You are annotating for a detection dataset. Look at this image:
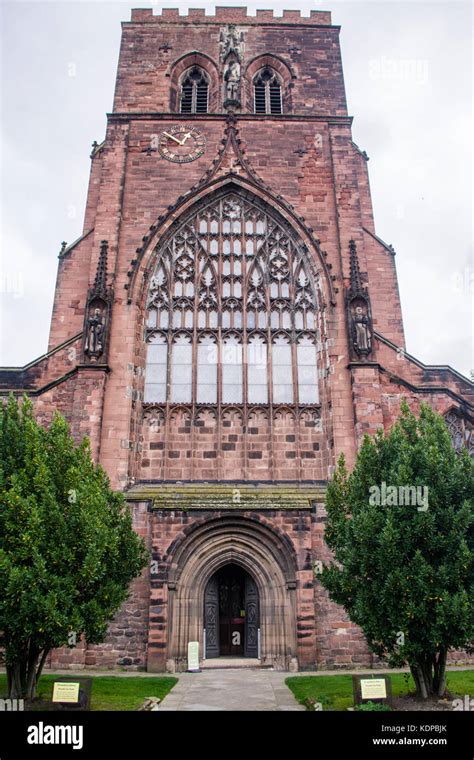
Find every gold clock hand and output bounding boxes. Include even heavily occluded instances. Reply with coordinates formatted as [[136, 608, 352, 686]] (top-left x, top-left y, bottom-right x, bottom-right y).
[[163, 131, 184, 146], [180, 132, 193, 145]]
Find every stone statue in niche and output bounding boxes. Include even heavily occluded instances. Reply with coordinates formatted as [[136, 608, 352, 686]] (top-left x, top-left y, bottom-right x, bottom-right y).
[[220, 24, 244, 109], [224, 57, 241, 103], [352, 301, 371, 354], [84, 306, 105, 358]]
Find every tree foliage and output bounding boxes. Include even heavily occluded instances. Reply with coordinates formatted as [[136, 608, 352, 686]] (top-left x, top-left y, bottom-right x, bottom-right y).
[[0, 395, 148, 699], [321, 401, 473, 699]]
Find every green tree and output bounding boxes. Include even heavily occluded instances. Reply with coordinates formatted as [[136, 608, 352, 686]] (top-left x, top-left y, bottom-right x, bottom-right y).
[[0, 395, 148, 700], [321, 401, 473, 699]]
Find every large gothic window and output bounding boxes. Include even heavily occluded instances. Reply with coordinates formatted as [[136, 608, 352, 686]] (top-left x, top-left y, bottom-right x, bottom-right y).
[[144, 193, 320, 408]]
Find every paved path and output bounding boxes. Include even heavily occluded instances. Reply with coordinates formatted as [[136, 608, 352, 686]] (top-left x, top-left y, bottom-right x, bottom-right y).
[[157, 668, 305, 711]]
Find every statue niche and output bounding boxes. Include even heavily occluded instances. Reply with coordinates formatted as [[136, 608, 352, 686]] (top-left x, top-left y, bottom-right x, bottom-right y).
[[82, 240, 113, 363], [346, 240, 373, 358], [84, 303, 106, 359], [223, 55, 241, 106], [220, 24, 244, 110], [350, 297, 372, 355]]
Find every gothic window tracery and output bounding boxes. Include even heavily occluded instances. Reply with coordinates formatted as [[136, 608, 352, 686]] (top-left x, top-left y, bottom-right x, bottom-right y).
[[144, 193, 321, 408], [180, 66, 209, 114], [253, 67, 282, 114]]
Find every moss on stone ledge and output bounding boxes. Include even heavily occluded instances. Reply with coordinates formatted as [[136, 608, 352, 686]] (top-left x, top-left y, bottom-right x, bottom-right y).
[[125, 483, 326, 510]]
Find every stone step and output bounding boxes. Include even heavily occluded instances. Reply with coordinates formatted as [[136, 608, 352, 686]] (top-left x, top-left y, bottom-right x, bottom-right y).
[[201, 657, 266, 670]]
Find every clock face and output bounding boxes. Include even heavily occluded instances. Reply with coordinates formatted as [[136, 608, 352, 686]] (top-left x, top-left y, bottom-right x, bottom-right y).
[[158, 125, 206, 163]]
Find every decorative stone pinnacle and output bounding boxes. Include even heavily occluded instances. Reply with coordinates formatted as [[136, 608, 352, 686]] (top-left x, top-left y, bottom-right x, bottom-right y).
[[93, 240, 109, 297], [348, 239, 365, 296]]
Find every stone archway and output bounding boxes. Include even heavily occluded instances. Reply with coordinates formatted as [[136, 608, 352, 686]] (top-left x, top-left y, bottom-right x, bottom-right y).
[[165, 516, 298, 671]]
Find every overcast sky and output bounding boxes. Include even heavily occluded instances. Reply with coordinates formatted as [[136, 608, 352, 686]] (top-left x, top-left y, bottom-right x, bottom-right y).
[[0, 0, 472, 378]]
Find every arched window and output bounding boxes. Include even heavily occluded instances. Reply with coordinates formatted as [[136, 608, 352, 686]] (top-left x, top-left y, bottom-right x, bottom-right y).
[[180, 67, 209, 114], [144, 193, 320, 409], [253, 67, 282, 114]]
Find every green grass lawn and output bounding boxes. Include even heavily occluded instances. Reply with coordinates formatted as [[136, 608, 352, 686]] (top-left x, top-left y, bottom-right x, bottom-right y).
[[286, 670, 474, 711], [0, 674, 178, 711]]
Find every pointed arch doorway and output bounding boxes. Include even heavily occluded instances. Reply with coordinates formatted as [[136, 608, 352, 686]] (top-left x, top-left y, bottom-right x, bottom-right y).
[[204, 563, 259, 658]]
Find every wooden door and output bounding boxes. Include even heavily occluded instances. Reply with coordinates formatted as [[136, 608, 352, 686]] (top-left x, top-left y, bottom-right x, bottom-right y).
[[245, 574, 259, 657], [204, 575, 219, 658], [218, 565, 245, 656]]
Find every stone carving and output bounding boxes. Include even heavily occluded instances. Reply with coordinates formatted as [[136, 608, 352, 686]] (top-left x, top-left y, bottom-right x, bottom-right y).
[[353, 302, 371, 354], [224, 58, 241, 102], [82, 240, 113, 362], [445, 410, 474, 458], [219, 24, 244, 63], [220, 24, 244, 109], [346, 240, 373, 357], [84, 307, 105, 357]]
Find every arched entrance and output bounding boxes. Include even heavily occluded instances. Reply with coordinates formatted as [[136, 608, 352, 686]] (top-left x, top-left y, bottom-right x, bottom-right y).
[[164, 516, 298, 671], [204, 563, 259, 658]]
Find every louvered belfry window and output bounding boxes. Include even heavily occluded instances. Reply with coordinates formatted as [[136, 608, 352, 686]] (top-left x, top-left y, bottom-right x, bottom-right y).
[[254, 67, 282, 115], [180, 67, 209, 114], [144, 193, 321, 409]]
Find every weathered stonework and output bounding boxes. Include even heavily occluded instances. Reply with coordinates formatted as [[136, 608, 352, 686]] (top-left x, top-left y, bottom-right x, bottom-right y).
[[1, 7, 472, 672]]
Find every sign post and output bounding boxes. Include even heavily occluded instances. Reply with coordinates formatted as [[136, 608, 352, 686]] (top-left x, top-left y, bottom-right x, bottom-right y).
[[51, 677, 92, 711], [352, 674, 392, 708]]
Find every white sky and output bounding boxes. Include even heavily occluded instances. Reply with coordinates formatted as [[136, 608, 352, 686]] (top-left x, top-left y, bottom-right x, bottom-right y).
[[0, 0, 472, 378]]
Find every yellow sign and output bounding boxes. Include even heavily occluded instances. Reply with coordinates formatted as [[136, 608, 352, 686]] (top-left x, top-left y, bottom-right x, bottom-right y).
[[360, 678, 387, 700], [52, 682, 80, 703]]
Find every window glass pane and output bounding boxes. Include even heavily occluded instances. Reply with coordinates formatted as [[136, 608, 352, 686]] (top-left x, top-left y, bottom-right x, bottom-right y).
[[297, 342, 318, 403], [147, 309, 157, 328], [147, 342, 167, 364], [145, 338, 167, 403], [222, 339, 242, 403], [170, 339, 192, 402], [248, 339, 268, 404], [144, 384, 166, 403], [197, 339, 217, 403], [272, 340, 293, 403], [146, 363, 167, 383]]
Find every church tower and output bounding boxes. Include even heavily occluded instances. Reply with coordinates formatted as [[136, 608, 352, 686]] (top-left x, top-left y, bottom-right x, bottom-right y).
[[1, 7, 472, 672]]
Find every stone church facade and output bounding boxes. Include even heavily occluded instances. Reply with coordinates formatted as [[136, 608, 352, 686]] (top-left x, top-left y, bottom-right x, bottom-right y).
[[1, 7, 472, 672]]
